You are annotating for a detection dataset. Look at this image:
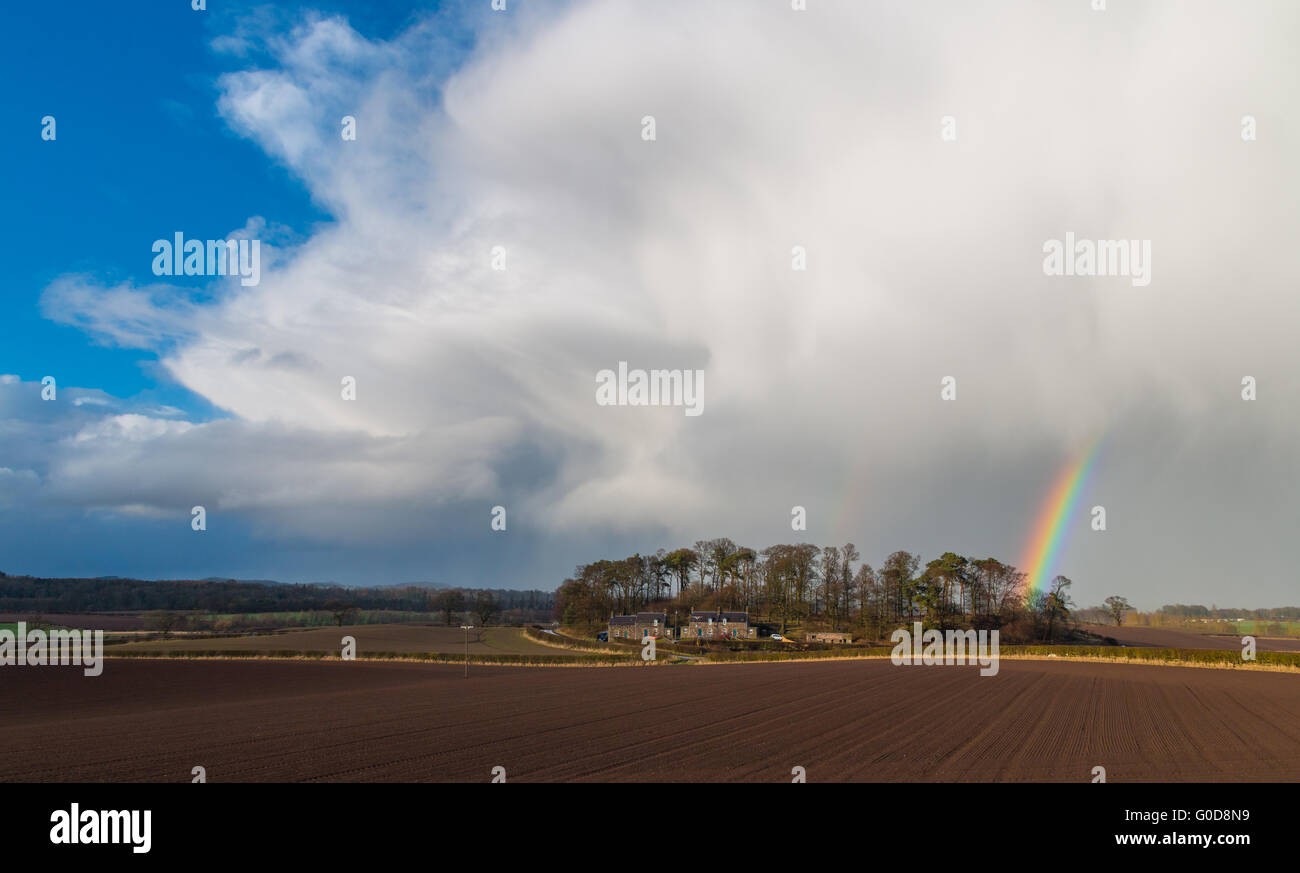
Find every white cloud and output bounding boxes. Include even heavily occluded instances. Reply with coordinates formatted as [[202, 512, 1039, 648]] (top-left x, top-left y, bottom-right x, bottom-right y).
[[71, 414, 196, 443], [23, 1, 1300, 601]]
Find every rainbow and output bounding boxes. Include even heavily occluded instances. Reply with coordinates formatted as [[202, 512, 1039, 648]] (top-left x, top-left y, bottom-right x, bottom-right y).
[[1019, 440, 1102, 598]]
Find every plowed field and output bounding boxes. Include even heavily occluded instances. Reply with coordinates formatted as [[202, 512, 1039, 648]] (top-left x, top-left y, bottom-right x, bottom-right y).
[[1082, 623, 1300, 652], [4, 659, 1299, 782], [106, 624, 570, 656]]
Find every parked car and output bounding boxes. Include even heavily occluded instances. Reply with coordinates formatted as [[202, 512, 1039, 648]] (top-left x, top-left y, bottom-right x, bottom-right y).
[[596, 631, 608, 642], [769, 634, 784, 641]]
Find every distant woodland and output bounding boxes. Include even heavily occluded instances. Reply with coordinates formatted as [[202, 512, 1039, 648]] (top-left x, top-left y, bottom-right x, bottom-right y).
[[553, 538, 1300, 643], [0, 572, 552, 621]]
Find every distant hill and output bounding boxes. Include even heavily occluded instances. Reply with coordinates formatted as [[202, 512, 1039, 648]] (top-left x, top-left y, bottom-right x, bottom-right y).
[[199, 577, 287, 586]]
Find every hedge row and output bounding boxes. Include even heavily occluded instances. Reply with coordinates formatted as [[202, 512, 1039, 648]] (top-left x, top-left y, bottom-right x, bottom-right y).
[[1001, 645, 1300, 668], [670, 644, 1300, 669]]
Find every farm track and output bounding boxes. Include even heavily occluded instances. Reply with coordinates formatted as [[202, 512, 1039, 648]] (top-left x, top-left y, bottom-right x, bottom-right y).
[[4, 659, 1299, 782]]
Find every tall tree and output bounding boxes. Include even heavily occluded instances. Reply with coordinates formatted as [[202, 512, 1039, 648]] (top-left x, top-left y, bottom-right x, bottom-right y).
[[840, 542, 860, 626], [855, 562, 879, 638], [1103, 595, 1132, 627], [323, 600, 357, 628], [432, 589, 466, 626], [818, 546, 841, 624], [879, 551, 920, 621], [1043, 576, 1074, 641], [662, 548, 698, 600], [473, 591, 500, 625], [922, 552, 969, 625], [789, 543, 821, 621]]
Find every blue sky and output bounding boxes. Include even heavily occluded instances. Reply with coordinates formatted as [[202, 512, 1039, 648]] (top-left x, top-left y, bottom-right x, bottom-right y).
[[1, 1, 467, 415]]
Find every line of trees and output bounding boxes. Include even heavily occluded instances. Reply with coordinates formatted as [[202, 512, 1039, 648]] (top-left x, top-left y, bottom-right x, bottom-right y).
[[427, 589, 507, 626], [1073, 601, 1300, 635], [555, 539, 1055, 640], [1153, 604, 1300, 621], [0, 573, 552, 620]]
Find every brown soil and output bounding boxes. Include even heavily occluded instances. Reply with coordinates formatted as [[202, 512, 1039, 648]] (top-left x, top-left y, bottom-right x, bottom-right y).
[[1081, 623, 1300, 652], [4, 659, 1298, 782], [105, 624, 569, 656], [0, 612, 145, 631]]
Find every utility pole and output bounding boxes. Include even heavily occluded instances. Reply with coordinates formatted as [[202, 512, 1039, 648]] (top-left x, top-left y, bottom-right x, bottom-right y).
[[460, 624, 473, 678]]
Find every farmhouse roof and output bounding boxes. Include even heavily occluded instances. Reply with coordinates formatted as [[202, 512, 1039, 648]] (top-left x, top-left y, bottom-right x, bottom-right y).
[[689, 610, 749, 622], [611, 613, 666, 625]]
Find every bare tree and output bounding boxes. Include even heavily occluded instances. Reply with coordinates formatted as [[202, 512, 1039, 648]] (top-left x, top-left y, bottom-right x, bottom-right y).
[[146, 610, 181, 638], [323, 600, 357, 628], [1103, 595, 1133, 627], [1043, 576, 1074, 642], [473, 591, 499, 625], [818, 546, 841, 625], [840, 543, 860, 627], [432, 589, 466, 626]]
